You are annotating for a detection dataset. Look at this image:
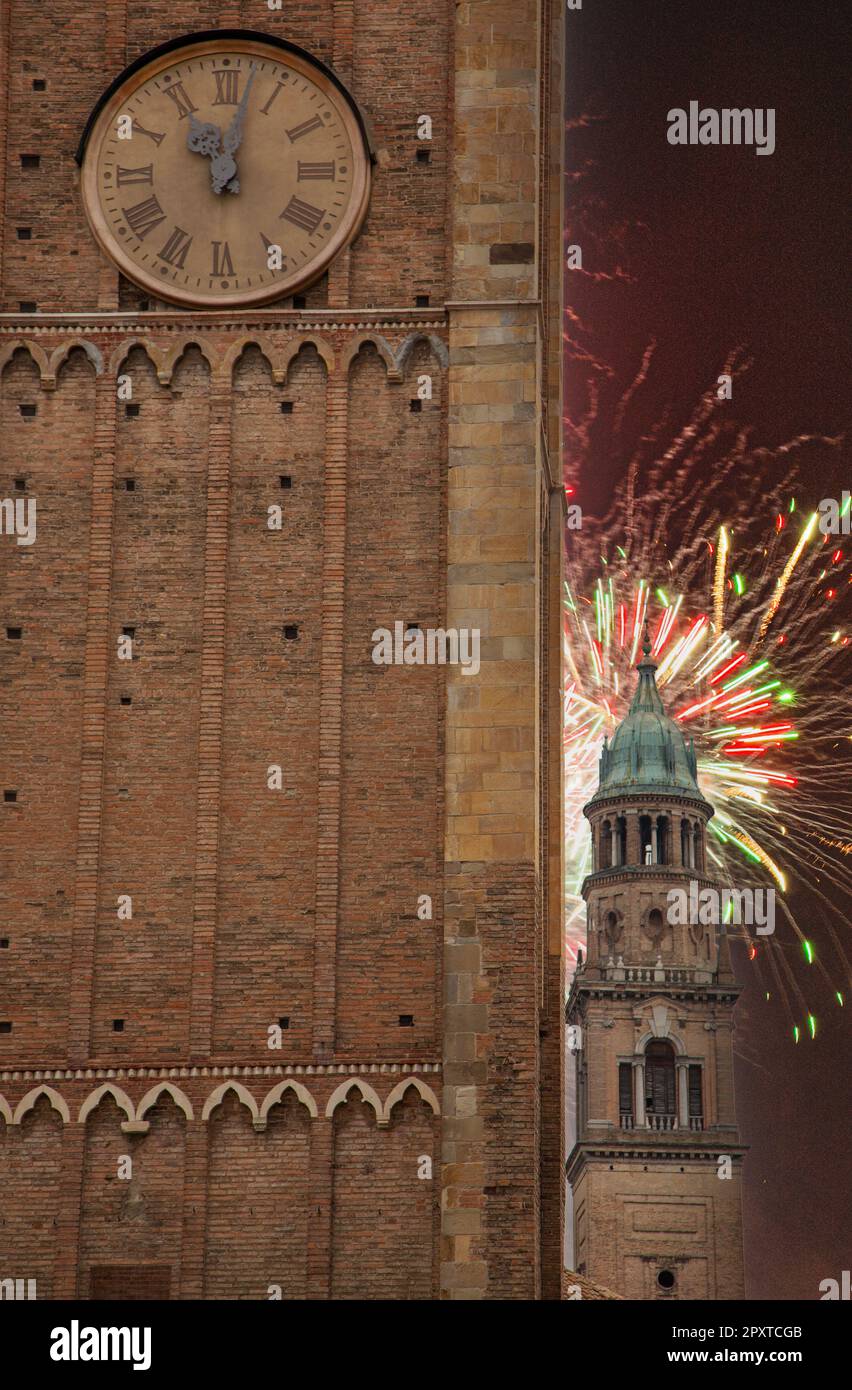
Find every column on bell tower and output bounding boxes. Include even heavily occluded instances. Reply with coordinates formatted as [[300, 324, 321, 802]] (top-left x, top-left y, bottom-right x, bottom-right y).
[[626, 807, 641, 867]]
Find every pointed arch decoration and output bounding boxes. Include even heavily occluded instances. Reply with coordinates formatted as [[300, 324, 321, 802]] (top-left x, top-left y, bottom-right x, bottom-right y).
[[12, 1085, 71, 1125], [48, 339, 104, 382], [136, 1082, 194, 1123], [259, 1079, 318, 1122], [394, 331, 449, 374], [325, 1079, 384, 1123], [201, 1081, 259, 1122], [280, 334, 334, 379], [341, 333, 399, 380], [382, 1077, 441, 1123], [223, 334, 278, 382], [0, 339, 51, 385], [77, 1083, 135, 1125], [164, 338, 216, 384], [11, 1085, 71, 1125], [109, 337, 170, 382]]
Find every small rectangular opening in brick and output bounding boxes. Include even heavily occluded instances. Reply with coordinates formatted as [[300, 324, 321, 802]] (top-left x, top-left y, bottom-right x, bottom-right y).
[[279, 475, 292, 489], [3, 790, 18, 802], [19, 403, 37, 416], [112, 1019, 125, 1032], [20, 154, 40, 169], [0, 1022, 12, 1034], [398, 1014, 414, 1027], [16, 227, 32, 240], [6, 627, 22, 640]]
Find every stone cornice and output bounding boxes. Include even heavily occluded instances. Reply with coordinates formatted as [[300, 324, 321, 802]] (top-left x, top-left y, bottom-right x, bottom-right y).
[[566, 1137, 748, 1179], [583, 865, 718, 893], [584, 789, 714, 818], [0, 1060, 442, 1082], [0, 308, 448, 335]]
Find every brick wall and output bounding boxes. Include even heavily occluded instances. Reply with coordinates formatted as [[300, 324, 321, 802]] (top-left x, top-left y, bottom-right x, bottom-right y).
[[0, 0, 564, 1299]]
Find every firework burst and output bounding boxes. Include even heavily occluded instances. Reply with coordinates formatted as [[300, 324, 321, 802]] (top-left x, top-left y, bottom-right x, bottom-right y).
[[563, 350, 851, 1043]]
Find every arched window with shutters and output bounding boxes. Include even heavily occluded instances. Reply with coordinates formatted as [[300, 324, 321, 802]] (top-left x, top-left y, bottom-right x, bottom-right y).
[[644, 1039, 676, 1118]]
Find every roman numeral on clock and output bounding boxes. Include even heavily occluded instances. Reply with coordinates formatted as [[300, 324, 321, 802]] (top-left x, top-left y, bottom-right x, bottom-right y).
[[122, 194, 166, 240], [297, 160, 335, 180], [279, 196, 325, 234], [133, 122, 165, 147], [116, 164, 153, 186], [213, 70, 240, 105], [260, 83, 285, 115], [163, 81, 198, 119], [158, 226, 193, 269], [211, 240, 235, 276], [286, 115, 324, 143]]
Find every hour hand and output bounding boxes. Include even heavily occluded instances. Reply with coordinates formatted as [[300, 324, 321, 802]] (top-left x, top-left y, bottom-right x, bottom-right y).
[[187, 115, 221, 159]]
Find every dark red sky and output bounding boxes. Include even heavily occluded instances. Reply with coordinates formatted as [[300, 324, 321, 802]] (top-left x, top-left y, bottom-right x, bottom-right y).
[[564, 0, 850, 1299]]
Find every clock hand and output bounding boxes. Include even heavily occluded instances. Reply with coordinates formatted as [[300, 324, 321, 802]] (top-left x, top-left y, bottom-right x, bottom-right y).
[[187, 114, 234, 195], [222, 64, 257, 158], [212, 64, 258, 195], [187, 114, 221, 160]]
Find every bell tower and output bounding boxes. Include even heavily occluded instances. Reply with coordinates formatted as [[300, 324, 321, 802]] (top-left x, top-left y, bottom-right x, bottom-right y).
[[566, 629, 747, 1299]]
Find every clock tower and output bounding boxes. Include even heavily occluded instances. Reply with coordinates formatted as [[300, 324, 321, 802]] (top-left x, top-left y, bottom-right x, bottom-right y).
[[0, 4, 565, 1300]]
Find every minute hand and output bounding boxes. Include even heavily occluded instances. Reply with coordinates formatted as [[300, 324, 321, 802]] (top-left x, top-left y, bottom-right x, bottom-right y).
[[222, 64, 257, 157]]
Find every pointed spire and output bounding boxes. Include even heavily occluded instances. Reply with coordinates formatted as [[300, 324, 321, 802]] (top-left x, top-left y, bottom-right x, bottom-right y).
[[630, 617, 665, 715]]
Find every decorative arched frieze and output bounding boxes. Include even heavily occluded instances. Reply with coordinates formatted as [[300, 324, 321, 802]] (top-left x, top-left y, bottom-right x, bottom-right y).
[[12, 1085, 71, 1125], [280, 334, 334, 378], [136, 1082, 194, 1123], [48, 339, 104, 384], [258, 1080, 318, 1126], [341, 332, 399, 380], [158, 338, 216, 384], [201, 1081, 258, 1122], [109, 337, 169, 382], [77, 1083, 134, 1125], [394, 331, 448, 374], [223, 334, 278, 382], [0, 1092, 14, 1124], [0, 339, 51, 386], [382, 1077, 440, 1123], [325, 1079, 384, 1124]]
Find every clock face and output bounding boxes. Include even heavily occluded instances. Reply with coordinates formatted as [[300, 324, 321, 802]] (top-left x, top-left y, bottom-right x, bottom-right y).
[[79, 35, 371, 308]]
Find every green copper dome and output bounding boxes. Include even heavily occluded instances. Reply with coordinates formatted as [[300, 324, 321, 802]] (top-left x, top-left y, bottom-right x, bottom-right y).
[[588, 626, 702, 805]]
